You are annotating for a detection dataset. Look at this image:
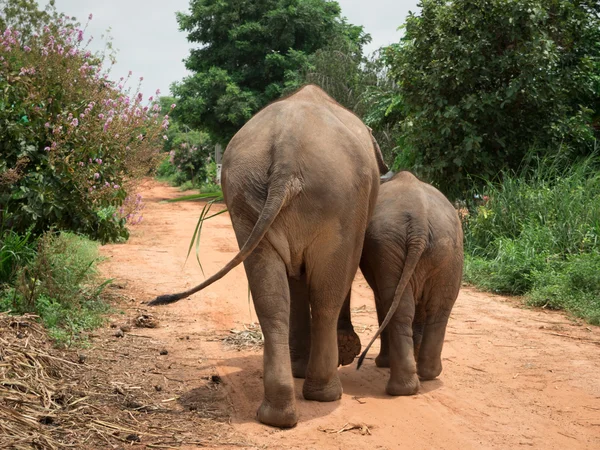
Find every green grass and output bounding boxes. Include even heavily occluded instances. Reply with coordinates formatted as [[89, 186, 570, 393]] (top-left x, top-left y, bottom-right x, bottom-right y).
[[464, 155, 600, 325], [0, 228, 36, 286], [0, 232, 112, 346]]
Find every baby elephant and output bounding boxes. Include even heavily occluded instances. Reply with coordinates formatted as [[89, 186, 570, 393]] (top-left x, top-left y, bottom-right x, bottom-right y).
[[341, 171, 463, 396]]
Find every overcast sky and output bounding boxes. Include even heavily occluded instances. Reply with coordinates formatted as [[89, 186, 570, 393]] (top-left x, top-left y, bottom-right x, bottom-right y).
[[44, 0, 420, 98]]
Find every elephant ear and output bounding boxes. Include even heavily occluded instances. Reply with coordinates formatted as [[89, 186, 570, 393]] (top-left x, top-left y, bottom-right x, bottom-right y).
[[368, 127, 389, 175]]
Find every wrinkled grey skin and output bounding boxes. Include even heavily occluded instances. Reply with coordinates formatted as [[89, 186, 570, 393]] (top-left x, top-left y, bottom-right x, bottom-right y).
[[148, 85, 388, 428], [340, 171, 463, 395]]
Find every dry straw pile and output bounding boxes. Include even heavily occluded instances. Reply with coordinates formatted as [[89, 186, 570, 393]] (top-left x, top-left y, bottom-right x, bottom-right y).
[[0, 312, 96, 448]]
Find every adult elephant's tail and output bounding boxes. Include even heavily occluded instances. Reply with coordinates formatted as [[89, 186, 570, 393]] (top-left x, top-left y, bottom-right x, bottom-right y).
[[356, 240, 426, 369], [148, 177, 296, 306]]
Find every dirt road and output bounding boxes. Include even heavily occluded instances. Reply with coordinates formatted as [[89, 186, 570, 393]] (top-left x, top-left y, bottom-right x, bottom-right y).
[[99, 180, 600, 449]]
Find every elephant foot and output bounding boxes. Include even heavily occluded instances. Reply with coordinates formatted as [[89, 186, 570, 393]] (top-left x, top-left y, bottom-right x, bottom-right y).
[[291, 358, 308, 379], [386, 373, 420, 396], [257, 401, 298, 428], [337, 328, 361, 366], [418, 358, 442, 381], [375, 352, 390, 368], [303, 375, 342, 402]]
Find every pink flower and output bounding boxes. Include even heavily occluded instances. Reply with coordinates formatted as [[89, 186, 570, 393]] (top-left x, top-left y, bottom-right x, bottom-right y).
[[89, 13, 93, 20], [113, 184, 120, 189], [137, 134, 143, 140], [96, 158, 102, 164], [44, 122, 50, 128], [94, 172, 100, 179], [23, 46, 31, 52], [170, 104, 176, 109], [129, 70, 132, 76], [98, 113, 104, 119], [77, 30, 84, 41], [71, 118, 78, 127], [163, 135, 168, 140], [139, 76, 144, 81], [156, 89, 161, 95], [148, 96, 153, 102], [44, 146, 50, 151]]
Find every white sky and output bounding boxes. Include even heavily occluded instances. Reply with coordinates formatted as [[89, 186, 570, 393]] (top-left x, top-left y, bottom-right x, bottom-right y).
[[44, 0, 420, 98]]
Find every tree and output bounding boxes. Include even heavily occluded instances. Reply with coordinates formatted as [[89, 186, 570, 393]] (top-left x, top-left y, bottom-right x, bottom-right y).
[[386, 0, 600, 198], [172, 0, 369, 144], [302, 43, 403, 163], [0, 7, 165, 242], [0, 0, 63, 41]]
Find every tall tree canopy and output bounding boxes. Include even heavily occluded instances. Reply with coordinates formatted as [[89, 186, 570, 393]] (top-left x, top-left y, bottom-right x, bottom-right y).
[[0, 0, 62, 40], [386, 0, 600, 197], [172, 0, 369, 144]]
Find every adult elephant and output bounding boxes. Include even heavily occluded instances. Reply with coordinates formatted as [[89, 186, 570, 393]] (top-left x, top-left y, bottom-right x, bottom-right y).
[[149, 85, 388, 428], [339, 171, 463, 395]]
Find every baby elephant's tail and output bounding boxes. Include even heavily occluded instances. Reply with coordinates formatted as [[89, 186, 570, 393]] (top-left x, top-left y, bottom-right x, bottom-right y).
[[356, 241, 426, 369]]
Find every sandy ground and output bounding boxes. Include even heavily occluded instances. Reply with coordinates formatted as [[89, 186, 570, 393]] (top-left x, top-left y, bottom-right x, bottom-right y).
[[99, 179, 600, 449]]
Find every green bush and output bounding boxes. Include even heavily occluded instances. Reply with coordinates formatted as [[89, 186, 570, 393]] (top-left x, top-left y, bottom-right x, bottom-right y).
[[385, 0, 600, 198], [172, 0, 369, 145], [0, 13, 166, 243], [464, 155, 600, 323], [0, 232, 111, 346]]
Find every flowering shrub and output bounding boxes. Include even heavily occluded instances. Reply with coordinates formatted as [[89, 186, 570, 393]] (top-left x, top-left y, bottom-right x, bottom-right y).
[[157, 121, 213, 187], [0, 16, 167, 242]]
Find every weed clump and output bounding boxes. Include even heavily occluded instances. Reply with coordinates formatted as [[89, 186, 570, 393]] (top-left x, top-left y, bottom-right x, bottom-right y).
[[463, 156, 600, 324], [0, 232, 111, 345]]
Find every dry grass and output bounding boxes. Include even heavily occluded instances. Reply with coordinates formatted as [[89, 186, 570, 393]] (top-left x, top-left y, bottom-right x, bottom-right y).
[[0, 312, 249, 449], [220, 323, 264, 351], [0, 312, 90, 449]]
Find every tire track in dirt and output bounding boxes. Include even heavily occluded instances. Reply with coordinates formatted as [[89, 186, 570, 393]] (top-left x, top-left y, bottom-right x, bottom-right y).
[[99, 180, 600, 449]]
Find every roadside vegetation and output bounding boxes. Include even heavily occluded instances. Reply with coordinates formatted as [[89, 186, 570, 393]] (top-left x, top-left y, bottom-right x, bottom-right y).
[[0, 231, 111, 346], [0, 0, 165, 343], [463, 155, 600, 324]]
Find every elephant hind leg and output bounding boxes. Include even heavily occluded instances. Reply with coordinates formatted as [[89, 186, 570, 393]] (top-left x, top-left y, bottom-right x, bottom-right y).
[[416, 271, 460, 381], [243, 242, 297, 428], [412, 304, 426, 362], [289, 275, 311, 379], [385, 288, 420, 396], [416, 315, 449, 381], [302, 237, 364, 402], [374, 291, 391, 368]]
